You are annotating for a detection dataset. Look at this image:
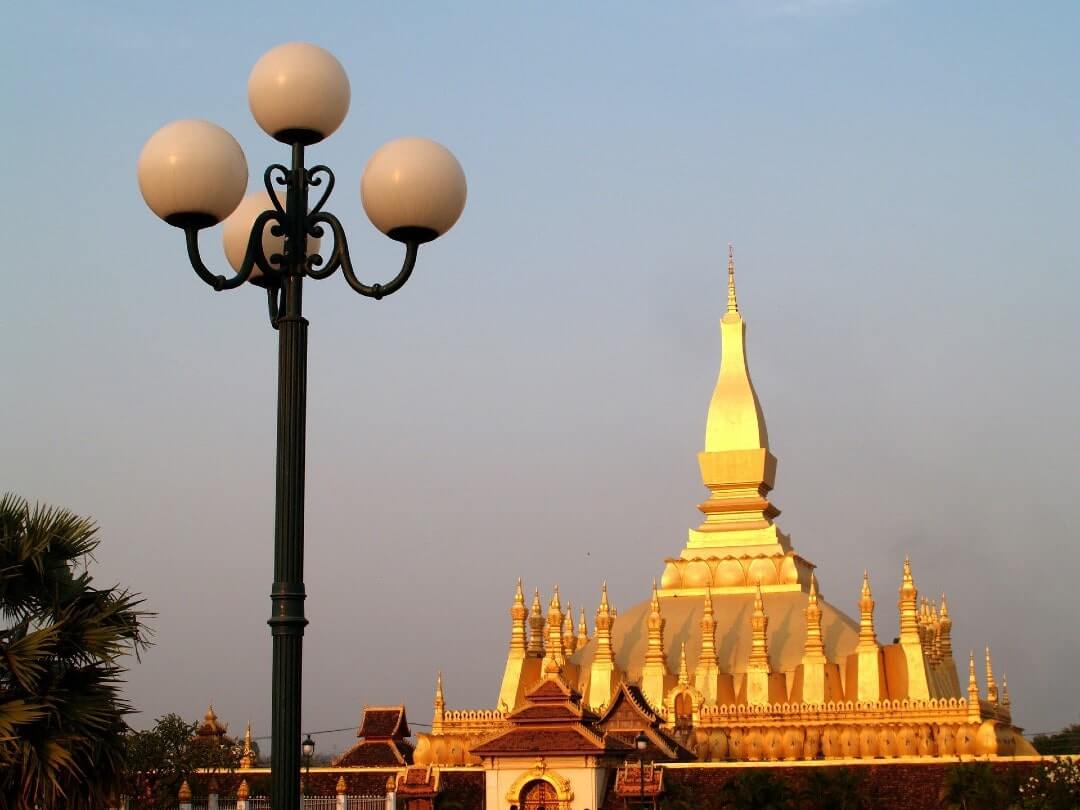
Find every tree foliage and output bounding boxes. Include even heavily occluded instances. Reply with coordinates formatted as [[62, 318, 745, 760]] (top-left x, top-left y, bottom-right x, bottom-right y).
[[1032, 724, 1080, 756], [0, 493, 152, 809], [122, 713, 242, 808]]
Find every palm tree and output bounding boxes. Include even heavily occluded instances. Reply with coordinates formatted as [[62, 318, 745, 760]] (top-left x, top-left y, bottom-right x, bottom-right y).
[[0, 493, 152, 809]]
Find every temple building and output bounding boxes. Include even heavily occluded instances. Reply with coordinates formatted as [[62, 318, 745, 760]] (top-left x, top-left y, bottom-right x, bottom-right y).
[[411, 247, 1036, 805]]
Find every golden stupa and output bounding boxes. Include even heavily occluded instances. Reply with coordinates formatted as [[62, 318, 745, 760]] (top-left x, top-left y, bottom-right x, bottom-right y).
[[415, 247, 1034, 767]]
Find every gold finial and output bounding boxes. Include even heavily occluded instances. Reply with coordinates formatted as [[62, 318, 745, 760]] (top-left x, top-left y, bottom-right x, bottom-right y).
[[967, 650, 981, 721], [531, 588, 542, 615], [727, 243, 738, 313], [336, 775, 348, 794], [968, 651, 977, 689], [939, 593, 950, 619], [678, 641, 689, 686], [599, 581, 609, 613], [985, 646, 998, 704], [577, 607, 588, 647], [808, 573, 818, 601], [1002, 674, 1011, 708], [651, 579, 661, 612], [178, 780, 192, 802], [803, 574, 825, 663], [514, 578, 524, 605], [549, 585, 561, 612], [386, 774, 396, 792], [435, 670, 444, 705], [645, 580, 666, 666], [237, 780, 250, 800]]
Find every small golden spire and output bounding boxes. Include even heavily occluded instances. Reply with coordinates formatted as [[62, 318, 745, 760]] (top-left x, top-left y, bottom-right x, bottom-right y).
[[594, 581, 615, 665], [432, 670, 446, 734], [645, 580, 666, 666], [858, 571, 877, 649], [939, 592, 949, 619], [336, 775, 348, 795], [240, 722, 255, 768], [803, 574, 825, 662], [563, 602, 577, 654], [727, 243, 738, 313], [577, 607, 588, 649], [985, 646, 998, 704], [699, 587, 718, 668], [435, 670, 445, 707], [237, 780, 250, 800], [1002, 674, 1011, 708], [749, 584, 770, 672], [527, 588, 546, 657], [967, 650, 981, 721], [678, 641, 689, 686], [546, 587, 566, 669], [510, 578, 528, 653], [178, 780, 192, 802]]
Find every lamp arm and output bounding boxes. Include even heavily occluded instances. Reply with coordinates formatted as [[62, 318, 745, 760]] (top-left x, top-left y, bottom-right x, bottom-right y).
[[308, 211, 420, 300], [183, 210, 280, 291]]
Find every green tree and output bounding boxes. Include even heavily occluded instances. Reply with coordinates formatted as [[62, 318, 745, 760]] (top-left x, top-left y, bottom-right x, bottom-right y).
[[1016, 757, 1080, 809], [1032, 724, 1080, 756], [123, 713, 242, 808], [940, 762, 1005, 810], [0, 493, 152, 809]]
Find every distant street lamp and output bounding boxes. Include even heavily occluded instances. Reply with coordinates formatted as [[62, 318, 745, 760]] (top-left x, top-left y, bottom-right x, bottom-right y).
[[635, 731, 648, 810], [137, 42, 466, 810], [302, 733, 315, 794]]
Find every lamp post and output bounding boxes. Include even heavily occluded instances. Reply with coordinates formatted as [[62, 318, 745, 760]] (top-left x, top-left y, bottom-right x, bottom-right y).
[[634, 731, 648, 810], [137, 42, 466, 810], [301, 734, 315, 796]]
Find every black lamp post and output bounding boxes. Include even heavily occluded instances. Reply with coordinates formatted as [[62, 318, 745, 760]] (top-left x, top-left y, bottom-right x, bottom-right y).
[[634, 731, 648, 810], [301, 734, 315, 795], [137, 42, 466, 810]]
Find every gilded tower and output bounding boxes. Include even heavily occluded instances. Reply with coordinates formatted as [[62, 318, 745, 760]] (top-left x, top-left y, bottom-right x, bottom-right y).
[[414, 249, 1035, 767]]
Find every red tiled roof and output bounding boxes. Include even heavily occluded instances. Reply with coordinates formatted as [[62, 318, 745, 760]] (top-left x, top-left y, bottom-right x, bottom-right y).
[[472, 727, 612, 755], [333, 739, 414, 767], [358, 706, 410, 739]]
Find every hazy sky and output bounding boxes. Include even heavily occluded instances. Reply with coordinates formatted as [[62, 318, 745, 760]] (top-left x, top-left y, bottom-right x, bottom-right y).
[[4, 1, 1078, 755]]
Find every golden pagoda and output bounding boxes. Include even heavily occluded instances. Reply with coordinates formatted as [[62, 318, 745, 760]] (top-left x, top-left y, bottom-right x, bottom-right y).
[[414, 247, 1034, 780]]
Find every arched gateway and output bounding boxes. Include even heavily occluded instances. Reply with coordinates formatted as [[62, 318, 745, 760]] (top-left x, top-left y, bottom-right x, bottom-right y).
[[519, 778, 560, 809]]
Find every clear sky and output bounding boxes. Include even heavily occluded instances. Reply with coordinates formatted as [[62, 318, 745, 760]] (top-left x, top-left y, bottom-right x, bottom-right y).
[[3, 1, 1078, 755]]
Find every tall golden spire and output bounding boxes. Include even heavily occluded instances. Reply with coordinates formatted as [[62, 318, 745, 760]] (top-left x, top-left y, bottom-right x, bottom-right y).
[[576, 608, 588, 650], [704, 245, 769, 454], [594, 583, 614, 664], [985, 646, 998, 704], [527, 588, 545, 658], [857, 571, 877, 649], [509, 578, 528, 654]]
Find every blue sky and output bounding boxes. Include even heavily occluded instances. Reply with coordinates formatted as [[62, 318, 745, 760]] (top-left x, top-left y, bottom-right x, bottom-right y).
[[3, 1, 1078, 754]]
